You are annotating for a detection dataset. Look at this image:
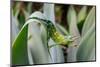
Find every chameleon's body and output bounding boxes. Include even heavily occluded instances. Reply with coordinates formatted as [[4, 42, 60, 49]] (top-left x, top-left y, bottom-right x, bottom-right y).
[[29, 17, 73, 46], [46, 20, 73, 45]]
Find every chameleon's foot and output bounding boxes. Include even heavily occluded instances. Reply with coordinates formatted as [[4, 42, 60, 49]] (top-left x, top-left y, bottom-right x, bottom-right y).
[[69, 44, 78, 47], [73, 44, 78, 47], [71, 36, 80, 41]]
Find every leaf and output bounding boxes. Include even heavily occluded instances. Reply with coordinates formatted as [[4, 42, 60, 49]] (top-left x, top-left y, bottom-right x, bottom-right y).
[[17, 10, 26, 29], [27, 2, 33, 14], [77, 7, 96, 61], [43, 3, 55, 23], [12, 11, 51, 65], [77, 6, 87, 23], [56, 23, 68, 35], [82, 7, 95, 36], [28, 22, 51, 64], [13, 2, 20, 16], [48, 39, 64, 63], [12, 24, 29, 65], [77, 23, 95, 61], [11, 12, 19, 44], [77, 21, 84, 34], [43, 3, 64, 63], [77, 6, 87, 33], [27, 11, 52, 64], [67, 6, 80, 62], [40, 23, 47, 47]]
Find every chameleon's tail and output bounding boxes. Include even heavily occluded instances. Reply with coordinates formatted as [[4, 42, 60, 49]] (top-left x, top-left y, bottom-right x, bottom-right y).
[[27, 17, 49, 26]]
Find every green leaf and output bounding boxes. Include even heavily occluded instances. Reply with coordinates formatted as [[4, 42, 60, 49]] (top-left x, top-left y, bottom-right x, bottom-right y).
[[67, 6, 80, 62], [77, 7, 96, 61], [12, 13, 19, 43], [40, 23, 52, 60], [13, 2, 20, 16], [12, 11, 52, 65], [28, 22, 51, 64], [27, 12, 52, 64], [43, 4, 64, 63], [77, 6, 87, 23], [17, 11, 26, 29], [67, 6, 80, 36], [82, 7, 95, 36], [77, 23, 95, 61], [12, 24, 29, 65], [77, 6, 87, 34], [56, 23, 68, 35], [77, 20, 85, 34], [40, 23, 47, 46]]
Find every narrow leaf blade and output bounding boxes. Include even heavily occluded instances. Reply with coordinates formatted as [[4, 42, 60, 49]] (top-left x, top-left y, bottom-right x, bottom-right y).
[[12, 24, 29, 65], [82, 7, 95, 36], [77, 23, 95, 61]]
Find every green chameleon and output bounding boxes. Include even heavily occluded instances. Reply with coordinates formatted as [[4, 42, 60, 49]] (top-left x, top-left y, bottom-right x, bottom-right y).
[[28, 17, 78, 48]]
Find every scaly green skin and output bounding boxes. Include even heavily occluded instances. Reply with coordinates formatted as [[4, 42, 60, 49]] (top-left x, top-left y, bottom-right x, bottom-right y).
[[29, 17, 73, 46], [47, 20, 73, 45]]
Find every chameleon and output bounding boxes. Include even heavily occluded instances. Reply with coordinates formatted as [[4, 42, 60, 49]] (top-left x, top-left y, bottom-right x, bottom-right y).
[[28, 17, 78, 48]]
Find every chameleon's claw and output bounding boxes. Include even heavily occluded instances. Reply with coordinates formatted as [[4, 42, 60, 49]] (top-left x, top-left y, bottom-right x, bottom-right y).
[[69, 44, 78, 47], [71, 36, 80, 41]]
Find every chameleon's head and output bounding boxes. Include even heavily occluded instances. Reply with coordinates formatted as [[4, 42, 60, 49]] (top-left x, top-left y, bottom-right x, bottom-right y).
[[60, 35, 74, 45], [65, 35, 74, 44], [64, 35, 79, 46]]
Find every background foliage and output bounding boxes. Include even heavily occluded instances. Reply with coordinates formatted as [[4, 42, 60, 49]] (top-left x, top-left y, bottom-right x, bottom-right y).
[[12, 1, 96, 65]]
